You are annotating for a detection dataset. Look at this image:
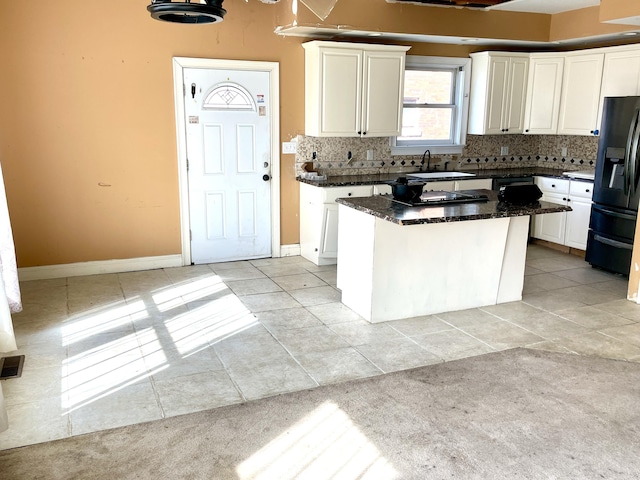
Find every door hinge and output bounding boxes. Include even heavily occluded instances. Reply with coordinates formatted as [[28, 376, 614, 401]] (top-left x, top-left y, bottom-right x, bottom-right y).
[[189, 229, 192, 241], [186, 158, 189, 171], [183, 83, 186, 97]]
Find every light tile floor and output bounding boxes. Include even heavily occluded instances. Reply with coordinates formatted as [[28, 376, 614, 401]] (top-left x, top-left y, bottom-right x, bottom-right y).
[[1, 244, 638, 450]]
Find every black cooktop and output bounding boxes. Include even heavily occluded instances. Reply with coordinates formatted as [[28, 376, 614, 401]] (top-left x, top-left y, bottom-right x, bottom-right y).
[[391, 190, 489, 207]]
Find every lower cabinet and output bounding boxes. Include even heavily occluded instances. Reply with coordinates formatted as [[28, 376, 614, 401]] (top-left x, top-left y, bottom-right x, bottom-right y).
[[531, 177, 593, 249], [300, 183, 373, 265], [454, 178, 493, 190]]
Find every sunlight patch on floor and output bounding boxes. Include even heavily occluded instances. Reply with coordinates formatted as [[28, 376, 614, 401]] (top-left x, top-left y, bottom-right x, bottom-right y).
[[152, 276, 228, 312], [236, 401, 398, 480], [61, 300, 148, 346], [164, 293, 257, 355], [62, 328, 164, 413]]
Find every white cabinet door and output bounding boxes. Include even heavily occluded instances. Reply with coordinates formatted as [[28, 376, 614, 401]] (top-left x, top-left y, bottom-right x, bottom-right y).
[[565, 197, 592, 250], [314, 46, 362, 137], [454, 178, 493, 190], [484, 56, 510, 134], [303, 41, 409, 137], [361, 50, 406, 137], [533, 192, 567, 244], [565, 181, 593, 250], [503, 56, 529, 134], [524, 55, 564, 135], [320, 203, 340, 258], [558, 53, 604, 136], [299, 183, 373, 265], [597, 48, 640, 131], [468, 52, 529, 135]]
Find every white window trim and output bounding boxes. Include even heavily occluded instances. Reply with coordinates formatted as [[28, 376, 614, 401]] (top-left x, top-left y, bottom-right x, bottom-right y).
[[391, 55, 471, 156]]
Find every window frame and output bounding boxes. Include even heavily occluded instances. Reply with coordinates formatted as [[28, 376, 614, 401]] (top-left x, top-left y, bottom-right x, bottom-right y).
[[391, 55, 471, 156]]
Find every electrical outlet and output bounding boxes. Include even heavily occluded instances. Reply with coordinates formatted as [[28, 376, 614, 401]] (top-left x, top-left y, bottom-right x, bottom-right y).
[[282, 141, 297, 154], [500, 146, 509, 156], [366, 150, 374, 161], [561, 147, 568, 157]]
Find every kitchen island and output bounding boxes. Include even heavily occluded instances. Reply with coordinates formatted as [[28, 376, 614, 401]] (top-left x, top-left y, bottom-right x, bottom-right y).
[[335, 191, 571, 323]]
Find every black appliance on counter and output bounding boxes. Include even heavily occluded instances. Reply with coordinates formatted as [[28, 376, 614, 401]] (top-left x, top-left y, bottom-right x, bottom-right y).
[[586, 96, 640, 275]]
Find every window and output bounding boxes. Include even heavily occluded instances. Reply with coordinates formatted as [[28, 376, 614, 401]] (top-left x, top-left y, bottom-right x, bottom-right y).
[[203, 82, 255, 111], [391, 56, 470, 155]]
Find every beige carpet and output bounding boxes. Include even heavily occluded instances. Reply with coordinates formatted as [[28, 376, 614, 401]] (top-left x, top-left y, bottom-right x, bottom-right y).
[[1, 348, 639, 479]]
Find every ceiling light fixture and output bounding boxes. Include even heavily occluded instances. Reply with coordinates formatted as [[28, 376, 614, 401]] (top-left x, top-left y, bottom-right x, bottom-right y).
[[147, 0, 226, 24]]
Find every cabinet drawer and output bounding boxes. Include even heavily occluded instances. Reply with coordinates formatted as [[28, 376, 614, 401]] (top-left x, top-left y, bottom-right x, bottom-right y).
[[322, 186, 373, 203], [535, 176, 569, 194], [569, 180, 593, 199]]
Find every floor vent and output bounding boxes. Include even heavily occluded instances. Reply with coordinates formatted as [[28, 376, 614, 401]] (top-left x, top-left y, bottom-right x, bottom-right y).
[[0, 355, 25, 380]]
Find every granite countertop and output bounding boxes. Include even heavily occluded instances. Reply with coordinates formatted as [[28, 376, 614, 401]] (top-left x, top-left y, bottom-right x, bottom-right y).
[[297, 168, 594, 187], [335, 190, 572, 226]]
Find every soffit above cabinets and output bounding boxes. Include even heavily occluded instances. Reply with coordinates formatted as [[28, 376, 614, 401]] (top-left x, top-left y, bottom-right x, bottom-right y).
[[387, 0, 600, 14], [277, 0, 640, 48]]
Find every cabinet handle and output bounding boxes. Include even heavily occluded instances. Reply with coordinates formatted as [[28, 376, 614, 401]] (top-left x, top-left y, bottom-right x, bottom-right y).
[[563, 197, 567, 201], [348, 193, 352, 196], [357, 131, 361, 135], [525, 129, 529, 133], [567, 198, 571, 202], [586, 189, 590, 193], [362, 131, 367, 135], [551, 184, 556, 188]]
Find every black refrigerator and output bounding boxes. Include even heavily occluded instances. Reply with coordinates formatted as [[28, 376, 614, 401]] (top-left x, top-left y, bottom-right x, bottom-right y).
[[586, 96, 640, 275]]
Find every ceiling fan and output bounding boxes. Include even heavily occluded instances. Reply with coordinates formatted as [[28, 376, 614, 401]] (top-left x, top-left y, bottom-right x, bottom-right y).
[[147, 0, 280, 24]]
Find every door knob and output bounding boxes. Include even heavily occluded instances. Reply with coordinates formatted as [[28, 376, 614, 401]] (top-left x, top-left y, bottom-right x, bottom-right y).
[[263, 174, 271, 181]]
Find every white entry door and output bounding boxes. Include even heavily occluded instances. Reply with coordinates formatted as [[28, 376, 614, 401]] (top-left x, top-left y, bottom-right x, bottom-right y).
[[184, 67, 273, 264]]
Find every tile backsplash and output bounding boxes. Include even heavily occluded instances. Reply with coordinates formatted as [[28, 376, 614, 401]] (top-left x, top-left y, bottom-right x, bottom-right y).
[[294, 134, 599, 176]]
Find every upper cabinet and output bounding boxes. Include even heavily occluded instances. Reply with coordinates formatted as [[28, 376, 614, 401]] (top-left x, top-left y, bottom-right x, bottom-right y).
[[557, 52, 604, 136], [597, 46, 640, 131], [468, 52, 529, 135], [523, 55, 564, 135], [302, 41, 410, 137]]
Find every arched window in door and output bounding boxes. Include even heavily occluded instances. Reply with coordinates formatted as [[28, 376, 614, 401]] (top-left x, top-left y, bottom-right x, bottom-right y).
[[203, 82, 256, 111]]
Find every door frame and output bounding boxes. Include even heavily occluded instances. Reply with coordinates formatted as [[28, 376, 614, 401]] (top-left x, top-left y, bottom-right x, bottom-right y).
[[172, 57, 281, 265]]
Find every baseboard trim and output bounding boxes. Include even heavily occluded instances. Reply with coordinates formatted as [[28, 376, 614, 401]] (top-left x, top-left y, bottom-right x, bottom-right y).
[[18, 254, 184, 281], [280, 244, 301, 257]]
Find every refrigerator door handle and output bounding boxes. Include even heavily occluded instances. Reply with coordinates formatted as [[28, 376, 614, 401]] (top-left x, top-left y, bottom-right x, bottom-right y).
[[625, 108, 640, 197], [591, 204, 638, 221], [593, 234, 633, 250], [632, 109, 640, 198]]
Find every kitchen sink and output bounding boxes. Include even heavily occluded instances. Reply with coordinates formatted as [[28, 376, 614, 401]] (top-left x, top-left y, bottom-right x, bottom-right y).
[[408, 171, 476, 179]]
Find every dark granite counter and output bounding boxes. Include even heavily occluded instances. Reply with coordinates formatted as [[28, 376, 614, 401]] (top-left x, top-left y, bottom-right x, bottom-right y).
[[335, 190, 571, 226], [298, 167, 594, 187]]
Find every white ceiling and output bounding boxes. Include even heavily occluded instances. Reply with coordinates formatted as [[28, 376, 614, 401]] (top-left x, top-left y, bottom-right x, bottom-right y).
[[488, 0, 600, 15]]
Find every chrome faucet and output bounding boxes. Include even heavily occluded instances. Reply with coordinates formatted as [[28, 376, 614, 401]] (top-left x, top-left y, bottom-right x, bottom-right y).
[[420, 149, 431, 172]]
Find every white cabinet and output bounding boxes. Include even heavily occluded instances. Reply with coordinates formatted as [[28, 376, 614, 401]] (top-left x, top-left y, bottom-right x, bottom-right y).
[[423, 181, 455, 191], [597, 46, 640, 131], [565, 181, 594, 250], [468, 52, 529, 135], [523, 55, 564, 135], [303, 41, 410, 137], [558, 53, 604, 136], [454, 178, 493, 190], [300, 183, 373, 265], [532, 177, 593, 250]]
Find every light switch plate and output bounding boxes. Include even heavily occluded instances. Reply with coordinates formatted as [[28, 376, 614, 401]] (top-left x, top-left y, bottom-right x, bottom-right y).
[[561, 147, 568, 157], [282, 141, 297, 154], [500, 146, 509, 155]]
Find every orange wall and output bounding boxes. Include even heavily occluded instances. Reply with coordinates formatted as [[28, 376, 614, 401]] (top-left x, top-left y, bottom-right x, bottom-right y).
[[550, 6, 632, 42], [0, 0, 307, 267], [0, 0, 638, 268]]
